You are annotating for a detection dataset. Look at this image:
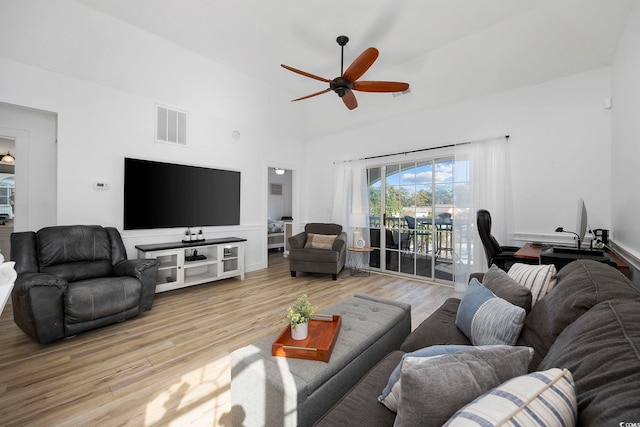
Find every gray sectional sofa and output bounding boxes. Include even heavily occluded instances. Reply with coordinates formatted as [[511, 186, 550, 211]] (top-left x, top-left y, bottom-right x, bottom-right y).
[[315, 259, 640, 426]]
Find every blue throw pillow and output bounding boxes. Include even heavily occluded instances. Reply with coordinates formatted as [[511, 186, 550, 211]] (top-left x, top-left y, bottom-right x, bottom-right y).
[[455, 279, 526, 346]]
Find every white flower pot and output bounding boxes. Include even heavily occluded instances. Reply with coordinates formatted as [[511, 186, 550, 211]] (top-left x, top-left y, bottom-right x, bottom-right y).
[[291, 321, 309, 340]]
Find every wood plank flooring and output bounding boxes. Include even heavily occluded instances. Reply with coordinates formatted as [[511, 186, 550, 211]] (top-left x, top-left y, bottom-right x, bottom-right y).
[[0, 252, 461, 427]]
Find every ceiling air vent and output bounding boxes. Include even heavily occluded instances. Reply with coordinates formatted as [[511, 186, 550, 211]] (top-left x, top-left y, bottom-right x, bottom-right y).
[[156, 105, 187, 145]]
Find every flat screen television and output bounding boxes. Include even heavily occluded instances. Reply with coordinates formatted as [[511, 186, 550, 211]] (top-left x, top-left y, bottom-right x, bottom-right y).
[[124, 157, 240, 230]]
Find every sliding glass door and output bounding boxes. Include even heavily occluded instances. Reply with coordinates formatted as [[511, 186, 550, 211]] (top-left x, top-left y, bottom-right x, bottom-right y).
[[368, 158, 463, 283]]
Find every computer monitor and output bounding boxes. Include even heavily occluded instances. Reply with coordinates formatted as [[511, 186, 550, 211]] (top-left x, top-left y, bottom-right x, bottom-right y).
[[575, 198, 588, 249]]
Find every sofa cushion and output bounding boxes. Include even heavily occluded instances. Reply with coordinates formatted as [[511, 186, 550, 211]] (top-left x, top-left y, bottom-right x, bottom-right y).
[[455, 279, 525, 346], [482, 264, 532, 311], [445, 368, 577, 426], [288, 247, 340, 263], [517, 259, 640, 370], [37, 225, 113, 282], [313, 350, 402, 427], [400, 298, 470, 352], [378, 345, 479, 411], [538, 299, 640, 426], [64, 277, 142, 324], [393, 346, 533, 427], [507, 262, 557, 305], [42, 261, 113, 284], [304, 233, 337, 250]]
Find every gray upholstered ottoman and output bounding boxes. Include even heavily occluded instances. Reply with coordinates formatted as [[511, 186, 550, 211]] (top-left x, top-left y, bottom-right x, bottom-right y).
[[230, 293, 411, 427]]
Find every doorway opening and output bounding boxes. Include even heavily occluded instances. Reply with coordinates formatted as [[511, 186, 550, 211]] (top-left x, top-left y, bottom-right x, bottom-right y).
[[0, 137, 15, 259], [267, 167, 293, 265]]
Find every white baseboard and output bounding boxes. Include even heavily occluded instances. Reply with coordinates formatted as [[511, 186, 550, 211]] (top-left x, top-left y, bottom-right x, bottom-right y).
[[512, 232, 583, 248]]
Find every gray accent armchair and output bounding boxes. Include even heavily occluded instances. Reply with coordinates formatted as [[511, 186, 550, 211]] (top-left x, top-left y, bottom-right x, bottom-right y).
[[288, 223, 347, 280], [10, 225, 160, 344]]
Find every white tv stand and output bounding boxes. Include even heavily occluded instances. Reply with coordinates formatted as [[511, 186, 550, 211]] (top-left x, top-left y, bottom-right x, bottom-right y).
[[136, 237, 246, 293]]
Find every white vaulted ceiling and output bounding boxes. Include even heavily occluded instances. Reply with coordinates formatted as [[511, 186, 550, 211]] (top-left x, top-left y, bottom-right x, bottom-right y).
[[70, 0, 635, 138]]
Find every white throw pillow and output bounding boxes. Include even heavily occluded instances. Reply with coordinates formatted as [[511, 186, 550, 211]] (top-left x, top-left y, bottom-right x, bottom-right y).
[[508, 263, 557, 305], [444, 368, 577, 426]]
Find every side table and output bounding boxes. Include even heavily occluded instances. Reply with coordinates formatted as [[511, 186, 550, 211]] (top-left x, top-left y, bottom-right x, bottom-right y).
[[348, 247, 374, 276]]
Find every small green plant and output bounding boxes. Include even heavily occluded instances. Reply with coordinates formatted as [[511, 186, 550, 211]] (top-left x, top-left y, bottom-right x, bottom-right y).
[[285, 294, 317, 330]]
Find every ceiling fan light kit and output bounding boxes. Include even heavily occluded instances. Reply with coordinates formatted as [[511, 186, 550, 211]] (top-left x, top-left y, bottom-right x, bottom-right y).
[[281, 35, 409, 110]]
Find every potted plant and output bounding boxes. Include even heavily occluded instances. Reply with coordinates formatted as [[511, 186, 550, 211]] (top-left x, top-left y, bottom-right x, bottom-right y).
[[285, 294, 317, 340]]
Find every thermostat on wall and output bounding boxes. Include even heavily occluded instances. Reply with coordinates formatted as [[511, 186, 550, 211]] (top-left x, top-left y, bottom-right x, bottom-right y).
[[93, 181, 109, 190]]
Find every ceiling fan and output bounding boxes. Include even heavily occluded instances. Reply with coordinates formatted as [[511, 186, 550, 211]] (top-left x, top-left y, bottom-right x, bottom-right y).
[[281, 35, 410, 110]]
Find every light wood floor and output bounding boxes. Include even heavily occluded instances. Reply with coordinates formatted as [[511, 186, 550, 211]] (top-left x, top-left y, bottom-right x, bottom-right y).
[[0, 252, 461, 427]]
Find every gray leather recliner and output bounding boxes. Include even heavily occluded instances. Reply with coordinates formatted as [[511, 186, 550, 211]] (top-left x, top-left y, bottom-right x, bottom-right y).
[[10, 225, 160, 344]]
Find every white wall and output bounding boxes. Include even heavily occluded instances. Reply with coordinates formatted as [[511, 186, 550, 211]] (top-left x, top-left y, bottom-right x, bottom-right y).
[[303, 67, 613, 245], [1, 0, 633, 275], [0, 1, 307, 272], [612, 0, 640, 262]]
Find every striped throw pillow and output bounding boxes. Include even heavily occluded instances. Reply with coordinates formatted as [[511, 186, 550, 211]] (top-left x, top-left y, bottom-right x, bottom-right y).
[[444, 368, 577, 426], [508, 263, 557, 305], [455, 279, 526, 346], [304, 233, 337, 250]]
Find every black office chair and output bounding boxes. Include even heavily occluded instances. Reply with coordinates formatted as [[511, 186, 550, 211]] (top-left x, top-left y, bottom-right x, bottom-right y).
[[476, 209, 524, 271]]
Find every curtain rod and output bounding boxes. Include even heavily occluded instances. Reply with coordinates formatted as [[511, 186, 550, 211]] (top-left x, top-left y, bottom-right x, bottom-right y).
[[362, 134, 509, 161]]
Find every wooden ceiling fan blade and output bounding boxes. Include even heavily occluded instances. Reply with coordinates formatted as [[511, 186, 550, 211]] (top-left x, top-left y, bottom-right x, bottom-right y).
[[291, 88, 332, 102], [281, 64, 331, 83], [341, 89, 358, 110], [343, 47, 379, 82], [353, 81, 409, 93]]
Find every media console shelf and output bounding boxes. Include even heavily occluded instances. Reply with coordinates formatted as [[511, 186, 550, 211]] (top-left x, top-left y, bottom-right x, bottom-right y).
[[136, 237, 246, 293]]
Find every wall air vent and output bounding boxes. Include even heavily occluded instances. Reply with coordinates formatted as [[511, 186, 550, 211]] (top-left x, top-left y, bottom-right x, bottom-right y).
[[156, 105, 187, 145]]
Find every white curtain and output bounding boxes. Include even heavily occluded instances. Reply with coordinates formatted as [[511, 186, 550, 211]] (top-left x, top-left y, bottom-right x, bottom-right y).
[[453, 136, 513, 290], [331, 160, 370, 252]]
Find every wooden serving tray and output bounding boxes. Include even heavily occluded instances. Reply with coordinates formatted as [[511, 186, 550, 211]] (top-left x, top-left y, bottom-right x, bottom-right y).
[[272, 314, 341, 362]]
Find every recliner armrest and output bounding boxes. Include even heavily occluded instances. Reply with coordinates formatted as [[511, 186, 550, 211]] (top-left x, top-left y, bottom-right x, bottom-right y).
[[114, 259, 160, 312], [11, 272, 68, 344], [500, 246, 521, 253], [113, 259, 160, 279], [12, 272, 67, 296]]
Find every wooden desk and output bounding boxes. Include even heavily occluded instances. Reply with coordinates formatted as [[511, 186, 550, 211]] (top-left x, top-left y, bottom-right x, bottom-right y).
[[515, 243, 629, 270], [513, 243, 542, 261]]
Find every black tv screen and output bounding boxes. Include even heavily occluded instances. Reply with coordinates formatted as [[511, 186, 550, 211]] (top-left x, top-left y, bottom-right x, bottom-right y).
[[124, 157, 240, 230]]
